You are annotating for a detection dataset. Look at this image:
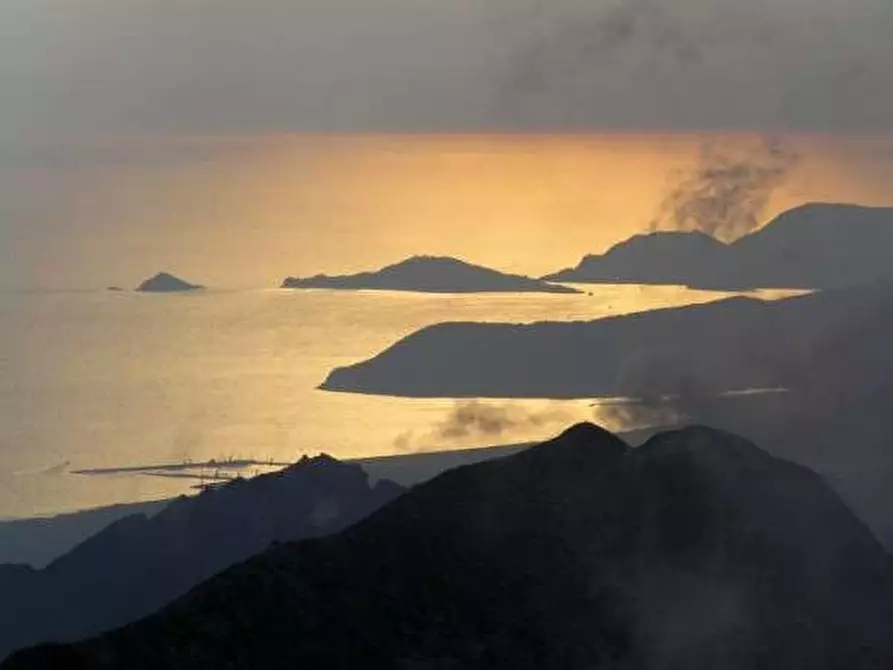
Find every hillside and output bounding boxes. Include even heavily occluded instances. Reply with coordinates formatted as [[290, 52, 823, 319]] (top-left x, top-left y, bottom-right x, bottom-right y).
[[0, 456, 402, 660], [7, 424, 893, 669], [543, 203, 893, 289], [135, 272, 204, 292], [544, 230, 727, 285], [0, 500, 169, 568], [319, 280, 893, 547], [320, 279, 893, 400], [282, 255, 581, 293]]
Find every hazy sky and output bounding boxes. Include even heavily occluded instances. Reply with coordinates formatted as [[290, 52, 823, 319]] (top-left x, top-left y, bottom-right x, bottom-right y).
[[4, 0, 893, 136], [2, 0, 893, 287], [1, 132, 890, 289]]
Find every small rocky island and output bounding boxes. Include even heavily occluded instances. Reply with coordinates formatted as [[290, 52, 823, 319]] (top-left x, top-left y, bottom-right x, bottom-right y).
[[135, 272, 205, 293], [281, 255, 580, 294]]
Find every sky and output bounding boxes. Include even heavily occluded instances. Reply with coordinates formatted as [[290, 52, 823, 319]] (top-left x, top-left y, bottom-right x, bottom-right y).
[[2, 0, 893, 287], [4, 0, 893, 136]]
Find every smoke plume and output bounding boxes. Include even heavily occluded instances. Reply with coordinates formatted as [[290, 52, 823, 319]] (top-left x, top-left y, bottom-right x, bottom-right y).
[[651, 136, 799, 241], [394, 401, 572, 452], [594, 397, 680, 432]]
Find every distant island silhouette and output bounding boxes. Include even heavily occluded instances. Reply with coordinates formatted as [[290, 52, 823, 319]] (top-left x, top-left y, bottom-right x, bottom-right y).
[[543, 203, 893, 289], [545, 230, 728, 286], [9, 424, 893, 669], [135, 272, 204, 292], [320, 293, 802, 400], [282, 255, 581, 294], [320, 277, 893, 401]]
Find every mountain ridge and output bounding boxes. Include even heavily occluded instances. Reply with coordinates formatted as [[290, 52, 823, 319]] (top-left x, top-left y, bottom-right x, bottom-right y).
[[543, 202, 893, 289], [7, 423, 893, 669], [135, 272, 204, 292], [544, 230, 728, 285], [0, 455, 403, 661], [282, 255, 581, 294]]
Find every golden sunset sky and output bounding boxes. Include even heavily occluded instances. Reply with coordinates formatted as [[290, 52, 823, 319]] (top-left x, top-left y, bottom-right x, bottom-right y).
[[4, 1, 893, 289], [6, 132, 892, 289]]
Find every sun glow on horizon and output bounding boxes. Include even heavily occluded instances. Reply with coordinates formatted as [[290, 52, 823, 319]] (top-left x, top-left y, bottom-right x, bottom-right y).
[[9, 132, 893, 290]]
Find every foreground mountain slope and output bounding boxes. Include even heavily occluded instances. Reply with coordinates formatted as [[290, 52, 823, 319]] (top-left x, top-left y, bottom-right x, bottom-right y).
[[318, 280, 893, 548], [0, 456, 402, 661], [0, 499, 170, 568], [8, 424, 893, 669], [282, 255, 581, 293]]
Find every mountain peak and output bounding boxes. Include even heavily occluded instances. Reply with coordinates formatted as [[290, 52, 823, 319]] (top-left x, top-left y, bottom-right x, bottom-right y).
[[594, 229, 728, 262], [393, 254, 465, 266], [542, 229, 727, 283], [514, 421, 629, 472], [638, 424, 774, 464], [544, 421, 625, 450], [135, 272, 204, 292], [14, 424, 893, 669], [282, 255, 580, 294]]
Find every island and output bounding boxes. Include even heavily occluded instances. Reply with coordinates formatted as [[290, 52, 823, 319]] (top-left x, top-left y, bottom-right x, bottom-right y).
[[542, 202, 893, 290], [135, 272, 205, 293], [319, 294, 794, 399], [281, 255, 581, 294], [319, 277, 893, 400], [543, 230, 728, 286]]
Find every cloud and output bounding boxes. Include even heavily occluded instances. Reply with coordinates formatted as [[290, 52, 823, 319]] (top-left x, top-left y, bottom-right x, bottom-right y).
[[2, 0, 893, 138], [501, 0, 893, 132]]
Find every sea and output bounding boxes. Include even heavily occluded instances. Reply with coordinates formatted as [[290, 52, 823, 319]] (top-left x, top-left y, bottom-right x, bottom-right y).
[[0, 284, 801, 519]]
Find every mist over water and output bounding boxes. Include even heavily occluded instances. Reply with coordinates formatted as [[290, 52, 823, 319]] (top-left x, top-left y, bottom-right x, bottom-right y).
[[0, 284, 798, 518]]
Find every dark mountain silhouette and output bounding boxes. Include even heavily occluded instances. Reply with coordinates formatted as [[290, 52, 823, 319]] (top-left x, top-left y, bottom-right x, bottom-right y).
[[0, 445, 535, 570], [705, 202, 893, 289], [355, 442, 531, 487], [0, 456, 402, 661], [544, 230, 728, 285], [318, 293, 805, 399], [7, 424, 893, 669], [281, 255, 581, 293], [320, 279, 893, 547], [641, 283, 893, 551], [135, 272, 204, 292], [2, 433, 659, 569], [543, 203, 893, 289], [0, 500, 169, 568], [321, 279, 893, 400]]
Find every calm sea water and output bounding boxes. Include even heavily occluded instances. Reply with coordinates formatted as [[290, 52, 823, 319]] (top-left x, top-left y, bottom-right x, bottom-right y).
[[0, 285, 800, 518]]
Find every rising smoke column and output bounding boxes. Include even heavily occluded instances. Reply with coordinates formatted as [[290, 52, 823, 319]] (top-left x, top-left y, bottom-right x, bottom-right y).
[[651, 136, 800, 241]]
